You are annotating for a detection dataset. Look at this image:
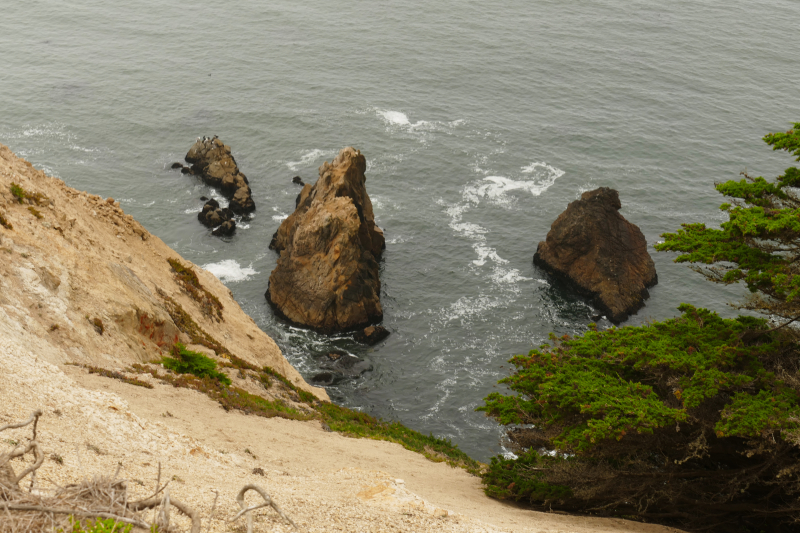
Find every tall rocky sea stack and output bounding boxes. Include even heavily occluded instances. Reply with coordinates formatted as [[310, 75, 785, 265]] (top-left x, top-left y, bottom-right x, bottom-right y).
[[267, 147, 385, 333], [184, 137, 255, 214], [533, 187, 657, 323]]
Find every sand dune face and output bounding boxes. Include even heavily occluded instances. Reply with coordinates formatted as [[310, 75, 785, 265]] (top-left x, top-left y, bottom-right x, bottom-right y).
[[0, 144, 679, 532]]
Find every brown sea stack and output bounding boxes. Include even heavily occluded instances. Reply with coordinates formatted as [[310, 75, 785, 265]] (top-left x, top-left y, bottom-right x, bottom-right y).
[[184, 137, 255, 214], [267, 147, 385, 333], [533, 187, 657, 323]]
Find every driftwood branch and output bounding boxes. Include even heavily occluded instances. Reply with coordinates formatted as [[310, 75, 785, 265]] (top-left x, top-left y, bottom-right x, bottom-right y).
[[129, 494, 202, 533], [0, 410, 42, 433], [2, 410, 306, 533], [231, 484, 300, 532]]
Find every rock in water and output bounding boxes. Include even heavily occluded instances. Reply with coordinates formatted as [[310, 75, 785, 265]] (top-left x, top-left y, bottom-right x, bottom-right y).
[[533, 187, 657, 323], [211, 219, 236, 237], [354, 325, 390, 345], [197, 199, 233, 228], [267, 147, 385, 333], [184, 137, 255, 214]]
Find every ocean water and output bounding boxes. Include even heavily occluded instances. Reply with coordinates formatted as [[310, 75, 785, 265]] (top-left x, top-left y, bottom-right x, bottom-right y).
[[2, 0, 799, 461]]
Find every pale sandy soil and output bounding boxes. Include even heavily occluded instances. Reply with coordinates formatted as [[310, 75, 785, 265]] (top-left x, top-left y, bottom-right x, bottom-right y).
[[0, 144, 683, 532]]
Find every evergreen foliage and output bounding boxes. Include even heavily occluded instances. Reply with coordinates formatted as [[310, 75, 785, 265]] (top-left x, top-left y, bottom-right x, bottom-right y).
[[656, 122, 800, 322], [480, 124, 800, 532], [480, 307, 800, 531]]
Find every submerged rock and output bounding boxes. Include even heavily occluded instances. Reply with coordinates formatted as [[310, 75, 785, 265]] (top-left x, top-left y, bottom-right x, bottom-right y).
[[533, 187, 657, 323], [292, 176, 304, 185], [266, 147, 385, 333], [171, 162, 184, 169], [184, 137, 255, 214], [311, 352, 373, 385], [353, 325, 390, 345]]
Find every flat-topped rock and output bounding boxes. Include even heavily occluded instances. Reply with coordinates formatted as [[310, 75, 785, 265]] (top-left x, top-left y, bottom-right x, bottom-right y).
[[267, 147, 385, 333], [533, 187, 657, 323]]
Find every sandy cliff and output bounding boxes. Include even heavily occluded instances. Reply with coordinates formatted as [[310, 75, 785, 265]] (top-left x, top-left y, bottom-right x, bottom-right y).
[[0, 144, 680, 532]]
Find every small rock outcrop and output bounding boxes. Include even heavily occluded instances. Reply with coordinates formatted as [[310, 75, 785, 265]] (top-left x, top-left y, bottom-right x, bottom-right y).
[[197, 199, 234, 228], [184, 137, 255, 214], [266, 147, 385, 333], [211, 219, 236, 237], [354, 325, 390, 345], [533, 187, 657, 323]]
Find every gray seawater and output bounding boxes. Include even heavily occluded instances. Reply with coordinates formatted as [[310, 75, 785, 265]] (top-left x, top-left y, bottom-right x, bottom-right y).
[[2, 1, 800, 461]]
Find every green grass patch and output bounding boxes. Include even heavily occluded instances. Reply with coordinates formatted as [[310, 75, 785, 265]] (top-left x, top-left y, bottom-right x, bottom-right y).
[[27, 206, 43, 219], [59, 517, 133, 533], [315, 402, 482, 474], [10, 182, 48, 206], [10, 183, 25, 203], [161, 342, 231, 386]]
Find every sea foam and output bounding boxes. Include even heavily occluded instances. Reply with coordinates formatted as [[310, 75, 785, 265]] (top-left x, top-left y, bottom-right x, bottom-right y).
[[286, 148, 332, 172], [203, 259, 258, 283]]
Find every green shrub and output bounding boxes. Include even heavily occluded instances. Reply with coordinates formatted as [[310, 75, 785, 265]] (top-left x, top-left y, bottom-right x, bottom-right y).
[[479, 305, 800, 532], [161, 342, 231, 386]]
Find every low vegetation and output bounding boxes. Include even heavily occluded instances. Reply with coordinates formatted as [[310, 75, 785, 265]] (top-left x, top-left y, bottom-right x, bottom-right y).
[[316, 402, 482, 474], [0, 211, 12, 230], [86, 365, 153, 389], [58, 517, 133, 533], [10, 182, 47, 206], [161, 343, 231, 386], [166, 258, 223, 322], [157, 288, 229, 357]]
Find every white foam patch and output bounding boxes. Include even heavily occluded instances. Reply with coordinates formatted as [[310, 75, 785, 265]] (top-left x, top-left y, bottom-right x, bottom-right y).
[[272, 206, 289, 222], [490, 267, 531, 286], [203, 260, 258, 283], [472, 244, 508, 266], [463, 163, 564, 207], [378, 110, 411, 126], [286, 149, 332, 172], [184, 207, 201, 214], [375, 109, 464, 137]]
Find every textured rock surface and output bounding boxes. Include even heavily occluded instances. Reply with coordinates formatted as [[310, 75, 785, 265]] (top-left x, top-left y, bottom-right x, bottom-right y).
[[533, 187, 657, 323], [354, 325, 390, 345], [184, 137, 254, 214], [197, 199, 233, 228], [211, 219, 236, 237], [267, 147, 385, 333]]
